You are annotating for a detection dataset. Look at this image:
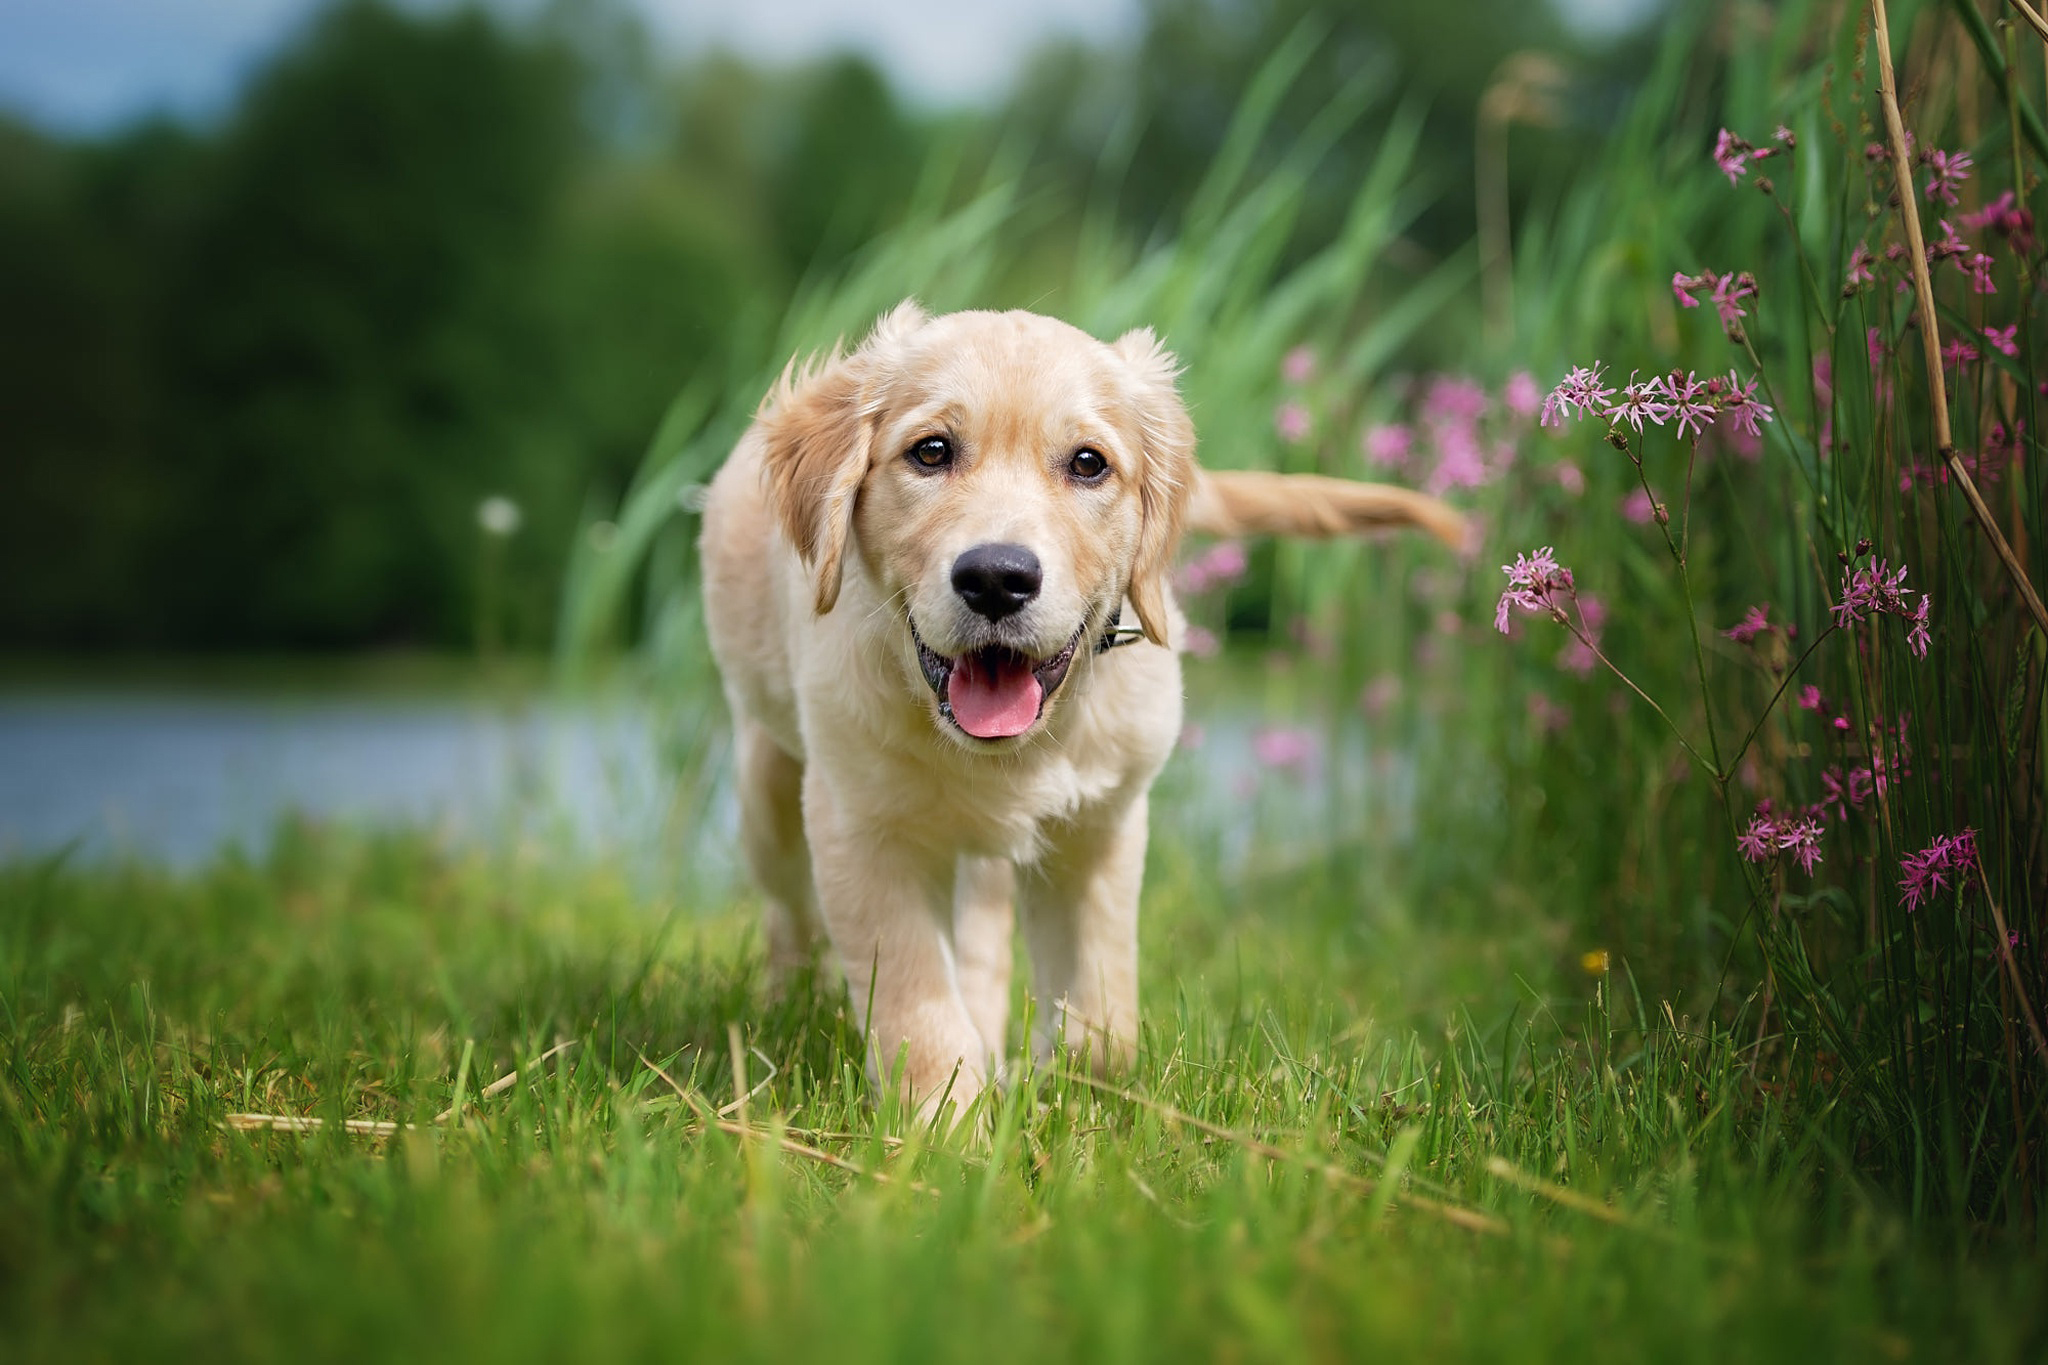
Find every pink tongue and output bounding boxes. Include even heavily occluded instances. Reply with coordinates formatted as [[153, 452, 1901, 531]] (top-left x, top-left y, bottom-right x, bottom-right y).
[[949, 653, 1044, 738]]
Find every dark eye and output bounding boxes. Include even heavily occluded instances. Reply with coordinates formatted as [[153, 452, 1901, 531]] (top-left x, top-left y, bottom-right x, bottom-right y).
[[907, 436, 953, 471], [1068, 448, 1110, 482]]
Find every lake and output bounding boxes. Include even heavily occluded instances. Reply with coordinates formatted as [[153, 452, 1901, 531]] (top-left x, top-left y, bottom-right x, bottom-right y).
[[0, 668, 1410, 887]]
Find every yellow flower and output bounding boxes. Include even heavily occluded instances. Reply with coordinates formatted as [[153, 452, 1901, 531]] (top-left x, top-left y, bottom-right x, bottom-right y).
[[1579, 949, 1611, 976]]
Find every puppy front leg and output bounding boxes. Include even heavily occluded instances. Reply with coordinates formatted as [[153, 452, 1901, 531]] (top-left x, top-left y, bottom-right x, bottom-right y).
[[952, 856, 1016, 1061], [1018, 796, 1148, 1073], [804, 776, 990, 1117]]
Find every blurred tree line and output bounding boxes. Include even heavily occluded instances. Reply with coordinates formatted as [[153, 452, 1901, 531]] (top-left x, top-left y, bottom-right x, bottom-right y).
[[0, 0, 1623, 653]]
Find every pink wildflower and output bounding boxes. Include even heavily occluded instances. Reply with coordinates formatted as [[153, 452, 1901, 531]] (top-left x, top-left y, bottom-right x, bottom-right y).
[[1987, 420, 2025, 463], [1962, 190, 2037, 254], [1898, 829, 1978, 912], [1503, 370, 1542, 419], [1983, 324, 2018, 358], [1540, 363, 1616, 427], [1965, 253, 1996, 295], [1907, 595, 1931, 658], [1941, 338, 1979, 371], [1182, 625, 1219, 658], [1422, 375, 1490, 425], [1363, 423, 1413, 469], [1714, 128, 1753, 186], [1722, 603, 1778, 644], [1928, 219, 1968, 264], [1833, 555, 1933, 658], [1921, 148, 1972, 206], [1710, 272, 1757, 331], [1845, 242, 1877, 290], [1359, 674, 1401, 720], [1782, 818, 1824, 875], [1621, 487, 1658, 525], [1655, 370, 1717, 440], [1495, 546, 1575, 634], [1737, 805, 1825, 873], [1424, 424, 1489, 495], [1252, 726, 1319, 774], [1672, 271, 1706, 308], [1554, 461, 1585, 497], [1281, 345, 1317, 384], [1714, 411, 1765, 461], [1797, 684, 1825, 712], [1178, 541, 1248, 595], [1718, 370, 1774, 438], [1603, 371, 1671, 432], [1275, 401, 1311, 442]]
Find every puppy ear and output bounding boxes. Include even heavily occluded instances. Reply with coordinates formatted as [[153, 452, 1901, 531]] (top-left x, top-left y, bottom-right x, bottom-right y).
[[757, 301, 927, 615], [1112, 327, 1196, 646]]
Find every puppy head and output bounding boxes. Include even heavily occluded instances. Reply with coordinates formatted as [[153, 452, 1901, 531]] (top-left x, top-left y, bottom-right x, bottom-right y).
[[756, 304, 1195, 745]]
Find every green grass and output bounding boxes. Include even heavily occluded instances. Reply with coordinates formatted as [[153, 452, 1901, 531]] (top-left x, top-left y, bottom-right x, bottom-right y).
[[3, 822, 2041, 1362]]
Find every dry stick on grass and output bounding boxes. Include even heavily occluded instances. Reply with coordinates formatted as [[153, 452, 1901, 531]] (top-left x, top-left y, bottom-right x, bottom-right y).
[[433, 1039, 579, 1122], [634, 1047, 935, 1195], [226, 1039, 578, 1136], [1872, 0, 2048, 639], [2007, 0, 2048, 46], [1055, 1070, 1509, 1237], [1482, 1156, 1636, 1227], [224, 1114, 407, 1136]]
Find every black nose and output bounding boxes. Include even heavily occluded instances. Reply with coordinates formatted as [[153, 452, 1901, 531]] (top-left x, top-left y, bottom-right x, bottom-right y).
[[951, 542, 1042, 621]]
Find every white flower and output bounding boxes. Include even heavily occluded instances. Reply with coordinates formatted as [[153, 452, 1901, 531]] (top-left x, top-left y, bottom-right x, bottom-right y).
[[477, 496, 522, 537]]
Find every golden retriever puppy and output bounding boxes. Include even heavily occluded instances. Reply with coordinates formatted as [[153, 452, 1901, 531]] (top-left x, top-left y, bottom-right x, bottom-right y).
[[700, 303, 1463, 1116]]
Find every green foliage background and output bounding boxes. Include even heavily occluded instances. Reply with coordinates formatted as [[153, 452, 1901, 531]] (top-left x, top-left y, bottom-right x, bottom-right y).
[[0, 0, 1615, 651]]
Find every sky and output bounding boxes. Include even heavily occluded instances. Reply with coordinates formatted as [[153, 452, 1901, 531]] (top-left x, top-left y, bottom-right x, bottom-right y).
[[0, 0, 1660, 136], [0, 0, 1144, 133]]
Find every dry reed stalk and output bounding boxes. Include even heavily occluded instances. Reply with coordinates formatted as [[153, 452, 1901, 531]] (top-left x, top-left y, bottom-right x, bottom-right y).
[[1977, 872, 2048, 1073], [228, 1039, 577, 1137], [634, 1047, 934, 1194], [224, 1113, 405, 1136], [2007, 0, 2048, 45], [1872, 0, 2048, 638]]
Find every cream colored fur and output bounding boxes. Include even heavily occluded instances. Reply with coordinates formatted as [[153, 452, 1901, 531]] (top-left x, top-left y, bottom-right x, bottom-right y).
[[699, 303, 1463, 1119]]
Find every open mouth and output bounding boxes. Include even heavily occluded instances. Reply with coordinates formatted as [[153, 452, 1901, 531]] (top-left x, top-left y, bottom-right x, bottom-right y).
[[910, 618, 1084, 740]]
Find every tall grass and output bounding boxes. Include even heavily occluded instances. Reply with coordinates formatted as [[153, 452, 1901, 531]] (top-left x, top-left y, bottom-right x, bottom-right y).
[[1484, 0, 2046, 1221]]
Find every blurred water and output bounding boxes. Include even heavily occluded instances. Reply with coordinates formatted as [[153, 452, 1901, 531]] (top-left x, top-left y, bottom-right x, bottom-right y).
[[0, 684, 1409, 883], [0, 690, 697, 872]]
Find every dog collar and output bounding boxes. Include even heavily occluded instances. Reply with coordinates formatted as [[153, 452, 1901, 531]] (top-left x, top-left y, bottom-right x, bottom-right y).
[[1095, 599, 1145, 654]]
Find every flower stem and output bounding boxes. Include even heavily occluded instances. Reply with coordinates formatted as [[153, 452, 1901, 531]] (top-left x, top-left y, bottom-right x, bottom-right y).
[[1556, 613, 1715, 776], [1723, 624, 1841, 778]]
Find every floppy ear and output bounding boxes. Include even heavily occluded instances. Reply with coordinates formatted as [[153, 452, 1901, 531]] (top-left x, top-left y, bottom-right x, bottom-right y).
[[757, 300, 927, 615], [1112, 326, 1197, 646]]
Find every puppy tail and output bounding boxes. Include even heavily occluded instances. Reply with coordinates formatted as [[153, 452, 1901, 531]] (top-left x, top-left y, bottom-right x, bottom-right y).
[[1185, 469, 1469, 552]]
